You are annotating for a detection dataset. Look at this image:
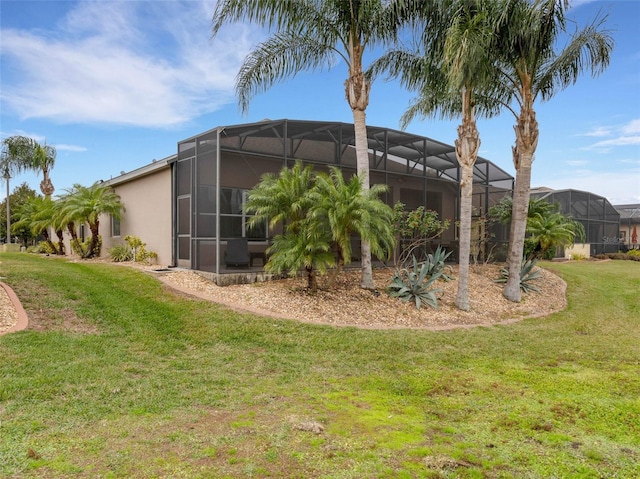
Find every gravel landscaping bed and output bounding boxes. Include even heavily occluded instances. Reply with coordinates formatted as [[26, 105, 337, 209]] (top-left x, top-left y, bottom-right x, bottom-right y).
[[156, 263, 567, 330]]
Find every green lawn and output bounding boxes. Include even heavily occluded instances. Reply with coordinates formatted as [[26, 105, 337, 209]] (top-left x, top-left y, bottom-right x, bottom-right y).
[[0, 253, 638, 478]]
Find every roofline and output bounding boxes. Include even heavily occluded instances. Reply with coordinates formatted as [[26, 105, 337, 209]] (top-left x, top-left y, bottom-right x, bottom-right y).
[[103, 154, 174, 187], [178, 118, 514, 181], [530, 187, 612, 203]]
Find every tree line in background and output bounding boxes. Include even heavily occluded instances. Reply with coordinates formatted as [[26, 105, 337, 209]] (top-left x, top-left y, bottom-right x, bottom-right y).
[[1, 136, 124, 258], [0, 181, 123, 259], [212, 0, 612, 306]]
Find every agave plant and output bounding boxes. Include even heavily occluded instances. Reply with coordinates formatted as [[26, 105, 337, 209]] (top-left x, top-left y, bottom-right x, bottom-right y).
[[424, 245, 455, 281], [387, 255, 443, 309], [495, 258, 542, 293]]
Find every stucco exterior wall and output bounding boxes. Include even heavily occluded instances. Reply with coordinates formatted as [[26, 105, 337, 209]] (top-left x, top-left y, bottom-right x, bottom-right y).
[[102, 167, 172, 266], [564, 243, 591, 259]]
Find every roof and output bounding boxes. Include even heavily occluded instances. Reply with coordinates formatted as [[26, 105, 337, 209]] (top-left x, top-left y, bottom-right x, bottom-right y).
[[179, 119, 514, 188], [104, 154, 175, 187], [530, 187, 611, 202]]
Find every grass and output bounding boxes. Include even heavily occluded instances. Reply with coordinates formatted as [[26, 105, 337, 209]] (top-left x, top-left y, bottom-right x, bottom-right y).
[[0, 253, 639, 478]]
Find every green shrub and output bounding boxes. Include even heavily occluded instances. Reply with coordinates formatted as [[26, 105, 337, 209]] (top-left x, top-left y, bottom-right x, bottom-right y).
[[495, 259, 542, 293], [387, 255, 442, 309], [596, 252, 640, 262], [627, 249, 640, 258], [570, 253, 588, 261], [107, 236, 157, 264], [108, 244, 134, 262], [31, 241, 55, 254]]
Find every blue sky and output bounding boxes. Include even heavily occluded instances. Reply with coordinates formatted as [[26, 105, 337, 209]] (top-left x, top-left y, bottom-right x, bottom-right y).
[[1, 0, 639, 205]]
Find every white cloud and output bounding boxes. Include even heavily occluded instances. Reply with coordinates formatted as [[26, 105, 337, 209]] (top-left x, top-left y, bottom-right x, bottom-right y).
[[579, 126, 612, 137], [55, 144, 88, 152], [565, 159, 590, 166], [537, 168, 640, 205], [582, 119, 640, 150], [0, 0, 260, 128], [622, 119, 640, 135], [588, 136, 640, 149]]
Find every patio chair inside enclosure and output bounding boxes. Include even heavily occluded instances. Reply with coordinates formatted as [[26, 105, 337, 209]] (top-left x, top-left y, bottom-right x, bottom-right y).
[[224, 238, 251, 267]]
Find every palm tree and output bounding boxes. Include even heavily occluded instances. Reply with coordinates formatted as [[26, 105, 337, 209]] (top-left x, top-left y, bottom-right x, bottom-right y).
[[245, 162, 334, 292], [12, 196, 60, 254], [526, 211, 585, 259], [28, 139, 56, 198], [1, 136, 33, 243], [313, 166, 395, 284], [371, 0, 503, 310], [211, 0, 421, 290], [495, 0, 613, 301], [53, 192, 82, 256], [1, 136, 56, 198], [59, 183, 124, 258]]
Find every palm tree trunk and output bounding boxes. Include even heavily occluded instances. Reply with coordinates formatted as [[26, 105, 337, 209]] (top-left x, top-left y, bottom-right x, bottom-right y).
[[88, 221, 100, 258], [40, 170, 54, 198], [504, 100, 538, 302], [353, 108, 375, 289], [67, 222, 84, 257], [504, 158, 533, 301], [4, 174, 10, 244], [55, 229, 65, 255], [306, 266, 317, 292], [345, 41, 374, 290], [41, 229, 57, 254], [454, 99, 480, 311]]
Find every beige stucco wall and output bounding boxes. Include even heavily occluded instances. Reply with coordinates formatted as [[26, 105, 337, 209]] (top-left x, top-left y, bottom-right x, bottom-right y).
[[564, 243, 590, 259], [101, 167, 172, 266]]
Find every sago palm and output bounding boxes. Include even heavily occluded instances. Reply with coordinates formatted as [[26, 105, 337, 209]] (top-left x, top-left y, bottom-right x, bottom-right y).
[[211, 0, 421, 289]]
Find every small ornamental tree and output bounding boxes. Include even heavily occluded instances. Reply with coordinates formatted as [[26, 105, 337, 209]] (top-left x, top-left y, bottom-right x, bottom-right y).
[[392, 202, 450, 267]]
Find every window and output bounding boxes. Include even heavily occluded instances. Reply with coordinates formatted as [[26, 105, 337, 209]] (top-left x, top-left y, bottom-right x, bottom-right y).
[[620, 230, 626, 242], [111, 216, 121, 237], [194, 186, 267, 240], [220, 188, 266, 240]]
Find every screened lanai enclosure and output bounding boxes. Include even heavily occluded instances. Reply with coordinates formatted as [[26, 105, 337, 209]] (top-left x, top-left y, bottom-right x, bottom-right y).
[[172, 119, 514, 281], [531, 188, 621, 255]]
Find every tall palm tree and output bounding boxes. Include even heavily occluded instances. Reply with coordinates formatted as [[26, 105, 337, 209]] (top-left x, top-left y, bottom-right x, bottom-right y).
[[1, 136, 56, 198], [59, 183, 124, 258], [495, 0, 613, 301], [371, 0, 503, 310], [29, 139, 56, 198], [211, 0, 421, 289], [1, 136, 33, 243]]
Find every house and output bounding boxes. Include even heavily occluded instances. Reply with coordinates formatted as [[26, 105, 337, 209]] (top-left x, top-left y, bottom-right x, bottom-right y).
[[614, 204, 640, 251], [530, 187, 621, 257], [101, 119, 516, 283], [101, 158, 173, 264]]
